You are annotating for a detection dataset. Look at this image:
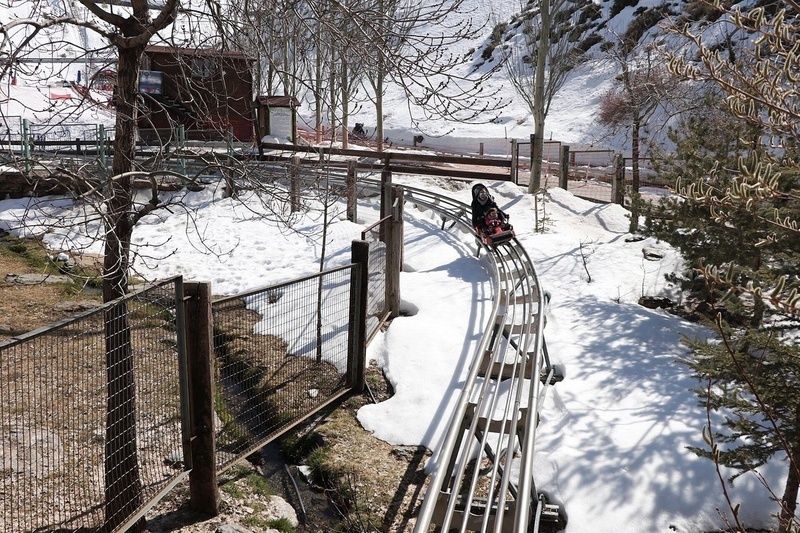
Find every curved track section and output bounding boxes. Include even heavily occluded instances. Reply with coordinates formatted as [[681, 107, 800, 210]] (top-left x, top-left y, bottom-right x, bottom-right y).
[[396, 185, 564, 533], [339, 179, 566, 532]]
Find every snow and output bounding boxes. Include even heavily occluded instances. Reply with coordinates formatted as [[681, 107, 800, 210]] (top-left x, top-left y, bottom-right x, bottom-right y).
[[0, 179, 786, 533], [0, 1, 789, 531]]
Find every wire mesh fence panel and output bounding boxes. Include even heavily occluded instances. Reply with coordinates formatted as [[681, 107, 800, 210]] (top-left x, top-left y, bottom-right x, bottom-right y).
[[211, 266, 353, 470], [0, 278, 186, 533], [0, 116, 24, 149], [542, 140, 563, 162], [571, 149, 615, 168], [361, 221, 389, 344]]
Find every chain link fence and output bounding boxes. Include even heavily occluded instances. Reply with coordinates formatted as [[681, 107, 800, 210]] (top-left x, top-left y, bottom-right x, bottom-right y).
[[211, 265, 356, 471], [0, 277, 188, 533]]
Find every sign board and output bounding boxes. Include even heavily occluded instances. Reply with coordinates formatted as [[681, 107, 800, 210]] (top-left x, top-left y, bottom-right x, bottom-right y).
[[139, 70, 163, 95], [269, 106, 295, 142]]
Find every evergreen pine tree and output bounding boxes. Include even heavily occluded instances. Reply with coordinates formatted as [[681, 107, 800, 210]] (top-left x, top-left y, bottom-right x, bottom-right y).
[[646, 92, 800, 531], [646, 93, 800, 326], [682, 328, 800, 532]]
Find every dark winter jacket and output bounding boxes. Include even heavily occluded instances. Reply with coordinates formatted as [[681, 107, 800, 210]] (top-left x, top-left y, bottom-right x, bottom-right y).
[[471, 184, 505, 228]]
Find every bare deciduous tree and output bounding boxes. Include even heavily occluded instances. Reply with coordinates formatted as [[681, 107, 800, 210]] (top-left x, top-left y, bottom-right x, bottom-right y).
[[598, 33, 681, 231], [0, 2, 309, 529], [222, 0, 505, 149], [1, 3, 181, 530], [503, 0, 585, 192]]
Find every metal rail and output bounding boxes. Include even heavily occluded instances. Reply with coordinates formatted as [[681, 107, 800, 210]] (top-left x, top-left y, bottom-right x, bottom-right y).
[[340, 178, 565, 532]]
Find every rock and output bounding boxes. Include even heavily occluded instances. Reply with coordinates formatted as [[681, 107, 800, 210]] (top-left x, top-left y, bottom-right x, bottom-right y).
[[2, 425, 62, 476], [53, 300, 99, 312], [642, 247, 666, 260], [4, 273, 73, 285], [215, 525, 255, 533], [391, 445, 427, 462], [638, 296, 673, 309], [625, 235, 646, 242], [265, 495, 299, 527]]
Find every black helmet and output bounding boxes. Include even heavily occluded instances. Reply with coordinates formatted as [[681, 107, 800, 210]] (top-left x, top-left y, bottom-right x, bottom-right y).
[[472, 183, 491, 205]]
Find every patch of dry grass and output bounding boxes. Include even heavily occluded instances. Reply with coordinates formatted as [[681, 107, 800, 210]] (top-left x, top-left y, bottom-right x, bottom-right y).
[[0, 236, 103, 341]]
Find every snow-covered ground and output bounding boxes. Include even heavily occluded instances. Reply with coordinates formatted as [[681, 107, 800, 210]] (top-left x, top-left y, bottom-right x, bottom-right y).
[[1, 0, 789, 530], [0, 177, 786, 532]]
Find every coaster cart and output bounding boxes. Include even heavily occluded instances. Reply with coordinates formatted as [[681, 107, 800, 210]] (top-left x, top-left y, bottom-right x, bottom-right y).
[[474, 215, 515, 247]]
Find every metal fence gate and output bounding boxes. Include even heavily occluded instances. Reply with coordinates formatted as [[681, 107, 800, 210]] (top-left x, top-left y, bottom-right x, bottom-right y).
[[210, 265, 357, 472]]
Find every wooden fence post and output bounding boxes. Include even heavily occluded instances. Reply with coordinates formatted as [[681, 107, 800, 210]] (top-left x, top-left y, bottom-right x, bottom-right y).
[[290, 156, 301, 213], [348, 242, 369, 393], [381, 154, 393, 222], [560, 145, 570, 190], [346, 159, 357, 222], [183, 281, 220, 516], [529, 133, 537, 189], [387, 187, 403, 318], [612, 152, 625, 205], [510, 139, 518, 184]]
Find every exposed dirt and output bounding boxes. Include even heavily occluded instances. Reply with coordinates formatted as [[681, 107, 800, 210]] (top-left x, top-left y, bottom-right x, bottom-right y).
[[0, 237, 103, 341], [143, 379, 431, 532]]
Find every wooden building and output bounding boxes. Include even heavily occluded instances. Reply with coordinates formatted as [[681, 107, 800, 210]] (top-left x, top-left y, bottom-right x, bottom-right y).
[[139, 46, 256, 142]]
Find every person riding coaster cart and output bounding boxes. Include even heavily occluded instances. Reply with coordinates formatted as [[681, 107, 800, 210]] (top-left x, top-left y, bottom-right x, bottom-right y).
[[471, 183, 515, 246]]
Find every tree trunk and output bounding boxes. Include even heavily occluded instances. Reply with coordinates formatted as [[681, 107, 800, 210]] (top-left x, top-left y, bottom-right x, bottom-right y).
[[341, 55, 349, 150], [778, 413, 800, 533], [376, 60, 384, 153], [315, 29, 323, 144], [103, 43, 145, 532], [628, 112, 641, 233], [528, 0, 550, 193]]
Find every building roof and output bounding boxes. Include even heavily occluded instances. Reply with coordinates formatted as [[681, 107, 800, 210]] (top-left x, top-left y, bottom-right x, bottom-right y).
[[256, 95, 300, 107], [144, 45, 253, 61]]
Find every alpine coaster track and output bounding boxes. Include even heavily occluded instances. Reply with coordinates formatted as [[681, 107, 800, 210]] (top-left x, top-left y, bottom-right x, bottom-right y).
[[385, 183, 566, 533], [338, 178, 567, 532]]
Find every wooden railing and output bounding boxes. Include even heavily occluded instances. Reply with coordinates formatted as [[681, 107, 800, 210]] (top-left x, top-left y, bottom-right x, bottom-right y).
[[259, 141, 514, 182]]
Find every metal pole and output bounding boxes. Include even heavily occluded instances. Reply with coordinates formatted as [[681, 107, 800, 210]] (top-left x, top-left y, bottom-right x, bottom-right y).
[[173, 276, 192, 472], [98, 124, 107, 179], [179, 124, 187, 176], [22, 118, 31, 173]]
